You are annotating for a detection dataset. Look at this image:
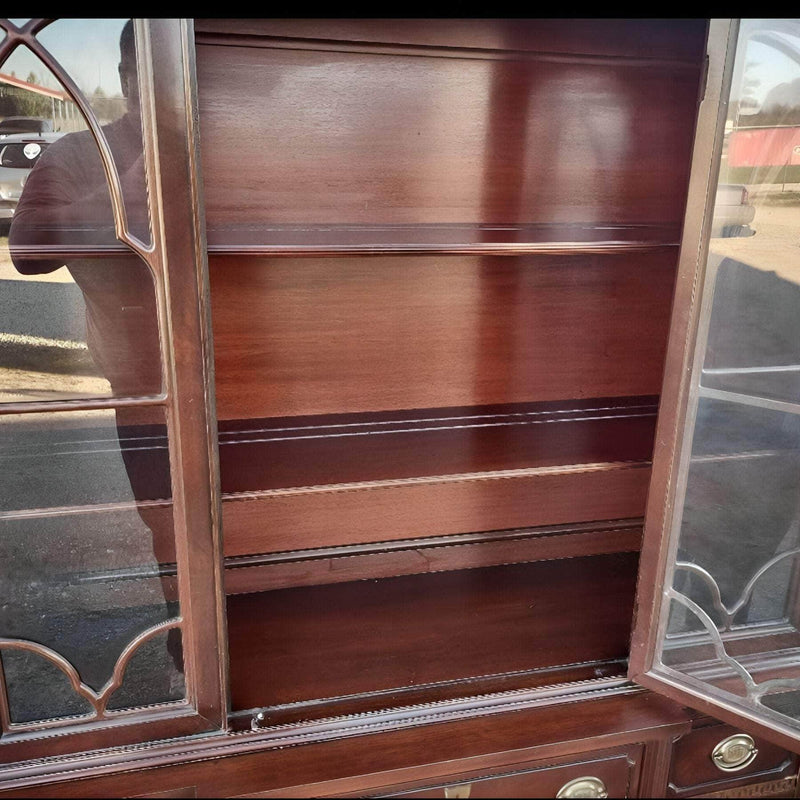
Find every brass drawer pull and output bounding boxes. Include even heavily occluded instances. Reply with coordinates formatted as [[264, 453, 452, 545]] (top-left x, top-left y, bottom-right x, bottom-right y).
[[555, 776, 609, 798], [711, 733, 758, 772]]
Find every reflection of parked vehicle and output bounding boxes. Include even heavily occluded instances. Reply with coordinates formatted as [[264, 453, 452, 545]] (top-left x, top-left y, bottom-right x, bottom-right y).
[[711, 183, 757, 238], [0, 132, 63, 226], [0, 116, 53, 138]]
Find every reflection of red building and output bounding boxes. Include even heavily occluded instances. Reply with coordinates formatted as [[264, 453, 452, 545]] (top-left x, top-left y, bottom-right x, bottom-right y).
[[728, 125, 800, 182], [0, 70, 68, 100]]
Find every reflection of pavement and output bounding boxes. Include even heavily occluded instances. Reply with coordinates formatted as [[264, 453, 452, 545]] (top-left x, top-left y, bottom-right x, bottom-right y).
[[710, 194, 800, 284], [0, 237, 110, 401]]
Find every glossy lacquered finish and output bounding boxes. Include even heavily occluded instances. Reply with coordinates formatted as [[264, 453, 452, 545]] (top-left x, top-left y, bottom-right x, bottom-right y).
[[0, 689, 693, 797], [208, 254, 676, 420], [194, 27, 699, 229], [668, 717, 798, 797], [226, 552, 639, 717], [7, 16, 791, 800]]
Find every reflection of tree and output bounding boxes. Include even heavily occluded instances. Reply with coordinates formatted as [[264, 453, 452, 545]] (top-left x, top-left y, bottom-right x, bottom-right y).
[[0, 83, 51, 118], [740, 77, 800, 127]]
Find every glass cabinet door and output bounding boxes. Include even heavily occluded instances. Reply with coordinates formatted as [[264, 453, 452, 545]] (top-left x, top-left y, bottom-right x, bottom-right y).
[[0, 19, 226, 762], [631, 18, 800, 750]]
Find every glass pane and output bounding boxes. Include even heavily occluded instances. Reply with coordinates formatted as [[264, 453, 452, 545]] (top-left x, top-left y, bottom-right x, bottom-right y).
[[0, 410, 183, 724], [0, 44, 86, 137], [1, 650, 95, 723], [0, 408, 171, 511], [653, 19, 800, 734], [36, 19, 151, 244], [0, 245, 162, 401], [0, 40, 161, 401]]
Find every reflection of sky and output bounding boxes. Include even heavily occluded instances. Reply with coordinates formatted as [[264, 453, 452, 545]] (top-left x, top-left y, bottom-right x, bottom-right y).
[[2, 19, 127, 98], [735, 28, 800, 106]]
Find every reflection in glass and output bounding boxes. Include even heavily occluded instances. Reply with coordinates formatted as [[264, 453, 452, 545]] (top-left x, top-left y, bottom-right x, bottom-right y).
[[0, 44, 86, 138], [0, 408, 171, 511], [0, 243, 164, 403], [36, 18, 151, 244], [105, 628, 185, 712], [0, 414, 183, 724], [0, 20, 185, 731], [656, 19, 800, 733], [0, 247, 163, 401], [0, 29, 161, 402], [1, 650, 95, 723]]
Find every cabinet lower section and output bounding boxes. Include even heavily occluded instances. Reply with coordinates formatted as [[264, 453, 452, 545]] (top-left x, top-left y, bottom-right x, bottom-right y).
[[1, 687, 796, 798]]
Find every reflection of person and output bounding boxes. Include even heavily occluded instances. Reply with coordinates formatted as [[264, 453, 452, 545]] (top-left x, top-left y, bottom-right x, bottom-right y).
[[8, 21, 183, 688], [9, 20, 158, 398]]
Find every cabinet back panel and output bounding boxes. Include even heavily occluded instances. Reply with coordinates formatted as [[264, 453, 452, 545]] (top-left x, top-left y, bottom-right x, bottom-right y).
[[195, 36, 700, 226], [209, 253, 676, 420], [227, 552, 638, 713]]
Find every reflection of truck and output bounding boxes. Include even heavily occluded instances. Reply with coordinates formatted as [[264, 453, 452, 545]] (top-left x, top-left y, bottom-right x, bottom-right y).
[[712, 183, 757, 238]]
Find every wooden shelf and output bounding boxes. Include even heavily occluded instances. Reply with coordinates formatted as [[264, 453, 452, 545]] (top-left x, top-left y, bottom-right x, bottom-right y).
[[226, 551, 639, 717], [6, 222, 680, 259], [206, 223, 681, 257], [224, 519, 643, 595], [218, 396, 658, 494], [195, 18, 707, 64], [229, 669, 631, 731], [218, 397, 657, 557]]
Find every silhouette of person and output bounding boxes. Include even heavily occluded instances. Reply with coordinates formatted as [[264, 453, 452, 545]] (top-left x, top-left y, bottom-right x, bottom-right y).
[[8, 19, 183, 696]]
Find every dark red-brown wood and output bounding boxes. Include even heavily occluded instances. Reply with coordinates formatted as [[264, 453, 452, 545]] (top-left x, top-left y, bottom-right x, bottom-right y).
[[208, 253, 677, 421], [668, 719, 797, 797], [226, 552, 639, 714], [0, 689, 692, 798], [216, 397, 658, 492], [195, 33, 700, 228], [223, 520, 643, 594], [221, 461, 651, 557], [0, 17, 735, 799], [194, 19, 708, 62]]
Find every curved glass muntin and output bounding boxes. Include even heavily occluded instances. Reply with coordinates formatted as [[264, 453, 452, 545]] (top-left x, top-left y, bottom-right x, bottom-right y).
[[633, 18, 800, 749], [0, 18, 225, 756]]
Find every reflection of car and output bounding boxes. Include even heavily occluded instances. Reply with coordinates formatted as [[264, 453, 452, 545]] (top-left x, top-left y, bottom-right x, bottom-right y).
[[711, 183, 757, 238], [0, 132, 63, 226], [0, 116, 54, 138]]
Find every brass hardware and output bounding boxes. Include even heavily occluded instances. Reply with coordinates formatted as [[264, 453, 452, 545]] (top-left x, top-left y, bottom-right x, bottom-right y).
[[555, 776, 609, 798], [711, 733, 758, 772], [443, 784, 471, 799]]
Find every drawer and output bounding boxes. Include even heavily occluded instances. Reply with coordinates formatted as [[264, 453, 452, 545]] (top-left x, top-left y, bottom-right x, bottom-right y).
[[379, 749, 640, 798], [668, 720, 797, 797]]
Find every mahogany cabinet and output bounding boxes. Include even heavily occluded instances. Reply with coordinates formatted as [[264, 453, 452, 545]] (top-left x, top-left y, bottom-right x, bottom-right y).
[[1, 16, 800, 799]]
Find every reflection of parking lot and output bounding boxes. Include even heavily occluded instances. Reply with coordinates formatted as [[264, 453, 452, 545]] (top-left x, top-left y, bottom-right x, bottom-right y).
[[711, 189, 800, 284], [0, 237, 110, 402]]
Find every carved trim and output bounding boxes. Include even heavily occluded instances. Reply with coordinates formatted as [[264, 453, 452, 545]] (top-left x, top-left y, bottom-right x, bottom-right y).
[[0, 618, 181, 729], [675, 550, 800, 631]]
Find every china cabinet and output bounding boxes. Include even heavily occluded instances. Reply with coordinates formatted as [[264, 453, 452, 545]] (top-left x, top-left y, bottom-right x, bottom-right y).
[[0, 16, 799, 799]]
